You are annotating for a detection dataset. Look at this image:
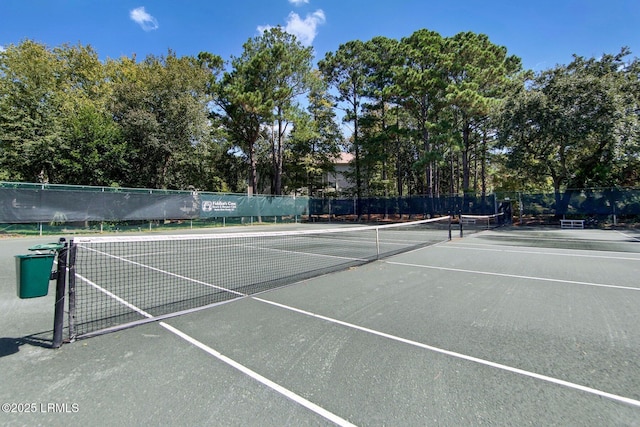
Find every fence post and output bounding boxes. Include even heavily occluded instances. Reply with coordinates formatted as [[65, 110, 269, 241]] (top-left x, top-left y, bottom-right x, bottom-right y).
[[518, 192, 523, 226]]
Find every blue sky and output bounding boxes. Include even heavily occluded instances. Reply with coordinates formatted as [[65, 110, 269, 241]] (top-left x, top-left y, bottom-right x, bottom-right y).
[[1, 0, 638, 71]]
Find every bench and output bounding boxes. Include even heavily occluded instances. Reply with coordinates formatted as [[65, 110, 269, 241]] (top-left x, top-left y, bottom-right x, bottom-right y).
[[560, 219, 584, 229]]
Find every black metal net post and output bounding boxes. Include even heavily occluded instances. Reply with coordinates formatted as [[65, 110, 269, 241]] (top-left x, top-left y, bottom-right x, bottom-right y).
[[67, 240, 77, 342], [52, 238, 68, 349]]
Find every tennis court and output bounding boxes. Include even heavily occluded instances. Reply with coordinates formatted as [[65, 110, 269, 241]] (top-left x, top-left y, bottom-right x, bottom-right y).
[[1, 221, 639, 425]]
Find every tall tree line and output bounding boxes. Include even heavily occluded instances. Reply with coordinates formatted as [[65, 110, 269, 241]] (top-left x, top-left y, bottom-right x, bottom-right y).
[[1, 30, 638, 196], [0, 40, 242, 191], [320, 31, 524, 202]]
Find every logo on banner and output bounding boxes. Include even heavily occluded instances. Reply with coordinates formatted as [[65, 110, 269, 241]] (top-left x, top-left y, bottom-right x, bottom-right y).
[[202, 200, 237, 212]]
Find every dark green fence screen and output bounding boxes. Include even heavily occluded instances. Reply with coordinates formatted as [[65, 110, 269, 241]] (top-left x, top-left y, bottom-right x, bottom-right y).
[[1, 182, 638, 228], [0, 182, 307, 224]]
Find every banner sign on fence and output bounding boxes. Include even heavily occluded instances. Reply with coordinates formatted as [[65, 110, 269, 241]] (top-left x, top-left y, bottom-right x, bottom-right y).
[[199, 194, 308, 218]]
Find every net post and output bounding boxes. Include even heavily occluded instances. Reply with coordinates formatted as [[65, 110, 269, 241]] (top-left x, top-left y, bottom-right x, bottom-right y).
[[448, 213, 452, 240], [67, 239, 78, 342], [375, 227, 380, 259], [459, 210, 463, 238], [52, 238, 68, 348]]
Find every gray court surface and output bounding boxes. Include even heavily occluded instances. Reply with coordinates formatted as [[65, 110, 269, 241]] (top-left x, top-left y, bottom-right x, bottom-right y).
[[1, 225, 640, 426]]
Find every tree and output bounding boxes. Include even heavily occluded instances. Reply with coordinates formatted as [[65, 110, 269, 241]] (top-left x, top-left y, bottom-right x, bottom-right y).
[[444, 32, 521, 206], [212, 28, 315, 195], [0, 40, 64, 182], [258, 28, 315, 195], [55, 43, 127, 186], [288, 70, 342, 195], [359, 36, 403, 199], [109, 51, 213, 189], [498, 48, 640, 206], [394, 29, 448, 198], [319, 40, 370, 216]]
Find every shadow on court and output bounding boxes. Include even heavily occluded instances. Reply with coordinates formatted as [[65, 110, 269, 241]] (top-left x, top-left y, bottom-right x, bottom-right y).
[[0, 332, 54, 357]]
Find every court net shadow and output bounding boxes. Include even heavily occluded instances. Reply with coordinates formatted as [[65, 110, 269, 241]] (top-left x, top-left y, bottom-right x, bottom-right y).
[[0, 331, 54, 357]]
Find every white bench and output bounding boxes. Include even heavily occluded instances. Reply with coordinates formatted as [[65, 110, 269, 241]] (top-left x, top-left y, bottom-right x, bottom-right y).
[[560, 219, 584, 229]]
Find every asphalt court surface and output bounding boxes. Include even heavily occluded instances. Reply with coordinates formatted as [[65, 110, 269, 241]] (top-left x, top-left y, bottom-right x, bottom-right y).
[[1, 226, 640, 426]]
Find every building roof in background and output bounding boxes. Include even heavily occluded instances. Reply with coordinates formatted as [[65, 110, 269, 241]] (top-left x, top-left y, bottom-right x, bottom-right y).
[[333, 152, 354, 165]]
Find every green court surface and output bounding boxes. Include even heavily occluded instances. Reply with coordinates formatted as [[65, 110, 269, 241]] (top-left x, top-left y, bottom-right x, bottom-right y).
[[1, 225, 639, 426]]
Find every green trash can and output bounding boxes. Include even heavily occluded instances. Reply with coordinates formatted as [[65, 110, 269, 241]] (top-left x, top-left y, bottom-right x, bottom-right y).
[[15, 253, 56, 298]]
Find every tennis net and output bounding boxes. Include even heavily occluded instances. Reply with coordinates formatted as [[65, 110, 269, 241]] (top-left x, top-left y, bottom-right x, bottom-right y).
[[460, 212, 505, 233], [65, 216, 451, 340]]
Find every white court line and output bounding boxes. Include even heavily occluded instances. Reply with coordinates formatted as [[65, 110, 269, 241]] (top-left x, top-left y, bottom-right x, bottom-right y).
[[386, 261, 640, 292], [441, 243, 640, 261], [615, 230, 640, 242], [73, 257, 356, 426], [75, 273, 154, 318], [160, 322, 357, 427], [253, 297, 640, 409]]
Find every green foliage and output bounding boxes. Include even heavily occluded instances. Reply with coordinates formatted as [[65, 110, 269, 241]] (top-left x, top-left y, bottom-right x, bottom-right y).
[[498, 48, 640, 191], [110, 51, 215, 189], [212, 27, 315, 195], [0, 32, 637, 198], [287, 73, 342, 194], [0, 40, 64, 182], [319, 40, 372, 208]]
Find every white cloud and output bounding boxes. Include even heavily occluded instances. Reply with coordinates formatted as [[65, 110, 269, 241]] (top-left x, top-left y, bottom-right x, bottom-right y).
[[257, 24, 273, 34], [130, 6, 159, 31], [258, 9, 325, 46], [288, 0, 309, 5], [285, 10, 325, 45]]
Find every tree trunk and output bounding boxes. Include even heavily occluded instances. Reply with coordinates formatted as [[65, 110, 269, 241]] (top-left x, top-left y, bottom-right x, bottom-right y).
[[249, 143, 258, 196], [396, 114, 403, 197], [461, 120, 471, 193]]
